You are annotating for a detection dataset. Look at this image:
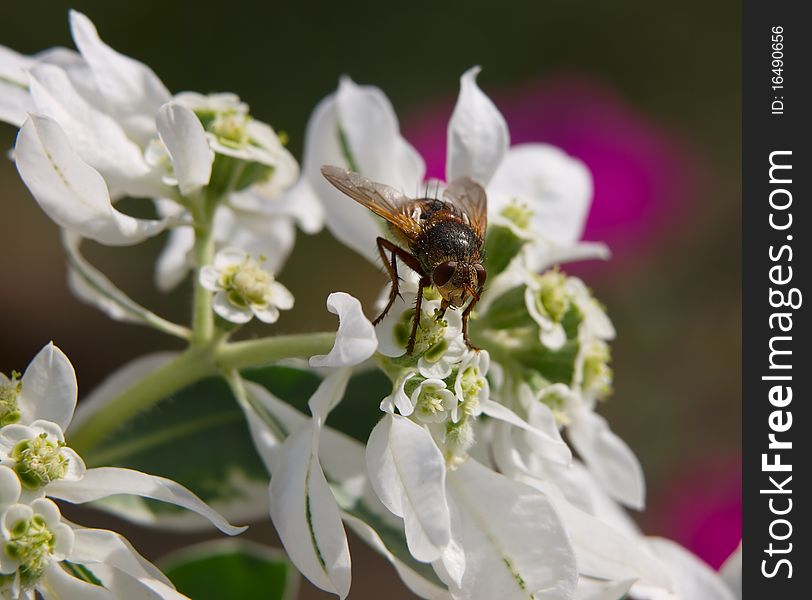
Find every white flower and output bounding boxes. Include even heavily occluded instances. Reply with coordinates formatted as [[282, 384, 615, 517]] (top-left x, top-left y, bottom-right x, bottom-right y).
[[309, 292, 377, 368], [0, 476, 190, 599], [410, 379, 459, 424], [2, 11, 309, 288], [292, 66, 605, 279], [376, 290, 467, 380], [0, 421, 85, 498], [2, 343, 245, 536], [199, 248, 293, 324], [0, 495, 74, 594]]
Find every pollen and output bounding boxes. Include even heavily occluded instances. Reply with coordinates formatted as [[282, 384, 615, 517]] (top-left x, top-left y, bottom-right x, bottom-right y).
[[4, 515, 57, 586], [11, 434, 69, 490]]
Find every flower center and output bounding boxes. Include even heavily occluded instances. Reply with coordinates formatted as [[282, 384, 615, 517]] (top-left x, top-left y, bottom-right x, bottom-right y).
[[534, 270, 570, 323], [11, 434, 69, 490], [394, 309, 448, 359], [414, 383, 452, 421], [4, 515, 56, 586], [220, 258, 274, 308], [0, 371, 22, 426], [500, 199, 533, 230], [210, 110, 250, 147], [458, 366, 485, 415], [582, 341, 613, 400], [539, 388, 571, 426]]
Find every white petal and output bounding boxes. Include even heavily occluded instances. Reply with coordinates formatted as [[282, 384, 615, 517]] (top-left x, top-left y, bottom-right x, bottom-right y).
[[14, 115, 168, 245], [366, 415, 451, 562], [294, 77, 424, 264], [568, 407, 646, 510], [156, 102, 213, 195], [307, 369, 352, 428], [28, 63, 165, 199], [0, 44, 34, 85], [0, 81, 34, 128], [155, 226, 195, 291], [252, 304, 280, 324], [61, 447, 87, 482], [417, 357, 453, 380], [2, 504, 33, 537], [446, 459, 577, 600], [374, 293, 412, 358], [268, 281, 294, 310], [343, 513, 452, 600], [46, 467, 246, 535], [69, 10, 171, 145], [537, 480, 670, 588], [40, 563, 114, 600], [526, 240, 611, 274], [248, 181, 324, 234], [70, 527, 173, 587], [64, 230, 184, 330], [51, 522, 76, 560], [336, 76, 425, 192], [215, 208, 295, 276], [309, 292, 378, 368], [638, 538, 737, 600], [294, 94, 380, 264], [0, 466, 21, 506], [446, 66, 509, 186], [489, 144, 593, 245], [268, 424, 351, 598], [198, 265, 222, 291], [576, 577, 636, 600], [213, 247, 247, 269], [719, 542, 741, 600], [20, 342, 77, 430], [213, 292, 253, 324], [481, 400, 571, 465]]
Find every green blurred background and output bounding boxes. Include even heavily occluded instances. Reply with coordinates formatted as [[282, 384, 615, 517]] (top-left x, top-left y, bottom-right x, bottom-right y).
[[0, 1, 740, 597]]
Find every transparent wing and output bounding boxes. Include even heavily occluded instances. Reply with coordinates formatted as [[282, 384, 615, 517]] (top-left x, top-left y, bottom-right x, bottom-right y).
[[321, 166, 422, 239], [443, 176, 488, 238]]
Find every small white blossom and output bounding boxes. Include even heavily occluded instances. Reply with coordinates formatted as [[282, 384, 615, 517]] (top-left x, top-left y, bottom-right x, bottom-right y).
[[2, 343, 245, 535], [200, 248, 293, 324], [410, 379, 459, 424], [377, 290, 467, 379], [0, 421, 85, 498], [1, 11, 310, 294]]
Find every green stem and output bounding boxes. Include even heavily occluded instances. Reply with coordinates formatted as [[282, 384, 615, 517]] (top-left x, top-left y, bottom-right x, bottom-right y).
[[190, 194, 217, 345], [217, 332, 336, 370], [69, 346, 217, 455], [68, 331, 336, 454]]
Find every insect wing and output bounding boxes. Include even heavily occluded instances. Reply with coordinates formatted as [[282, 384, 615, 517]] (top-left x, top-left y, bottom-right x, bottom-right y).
[[443, 176, 488, 238], [321, 166, 421, 238]]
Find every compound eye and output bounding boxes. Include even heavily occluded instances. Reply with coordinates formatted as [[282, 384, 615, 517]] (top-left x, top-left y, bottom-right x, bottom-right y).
[[474, 264, 487, 286], [433, 261, 457, 287]]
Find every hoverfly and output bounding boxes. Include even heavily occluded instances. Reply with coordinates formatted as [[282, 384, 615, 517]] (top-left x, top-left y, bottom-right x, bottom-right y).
[[321, 165, 487, 354]]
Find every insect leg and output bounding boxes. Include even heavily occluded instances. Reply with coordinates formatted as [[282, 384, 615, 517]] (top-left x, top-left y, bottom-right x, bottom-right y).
[[436, 299, 451, 321], [407, 276, 431, 355], [374, 237, 425, 325], [461, 291, 482, 351]]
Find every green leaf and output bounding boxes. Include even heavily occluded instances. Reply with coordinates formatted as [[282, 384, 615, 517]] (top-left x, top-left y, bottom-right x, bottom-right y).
[[161, 540, 299, 600], [79, 362, 391, 528], [81, 374, 272, 527]]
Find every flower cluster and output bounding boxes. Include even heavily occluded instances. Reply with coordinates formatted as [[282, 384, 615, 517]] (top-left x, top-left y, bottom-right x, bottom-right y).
[[1, 12, 741, 600], [0, 344, 243, 598], [0, 10, 309, 334]]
